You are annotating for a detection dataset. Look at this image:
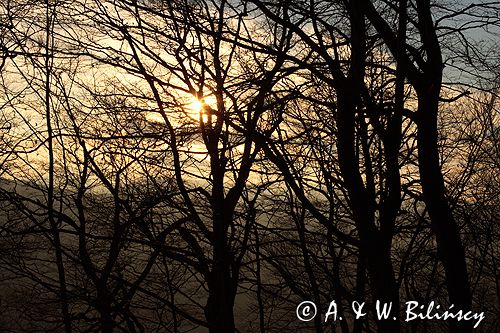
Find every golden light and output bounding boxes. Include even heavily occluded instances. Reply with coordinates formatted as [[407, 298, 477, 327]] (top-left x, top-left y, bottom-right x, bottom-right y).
[[191, 99, 203, 113], [189, 98, 208, 123], [188, 96, 214, 123]]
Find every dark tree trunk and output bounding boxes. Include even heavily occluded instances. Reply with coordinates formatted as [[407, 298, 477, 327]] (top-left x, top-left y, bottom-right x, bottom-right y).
[[362, 1, 474, 331], [415, 4, 472, 328], [362, 236, 401, 333], [96, 286, 114, 333], [336, 91, 401, 333], [205, 265, 236, 333], [417, 94, 472, 333], [204, 207, 236, 333], [335, 3, 402, 329]]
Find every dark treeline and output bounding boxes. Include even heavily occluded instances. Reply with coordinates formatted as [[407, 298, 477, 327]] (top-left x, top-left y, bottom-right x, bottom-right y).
[[0, 0, 498, 332]]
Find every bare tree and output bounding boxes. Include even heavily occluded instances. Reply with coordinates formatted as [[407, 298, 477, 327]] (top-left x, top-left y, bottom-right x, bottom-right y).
[[0, 1, 498, 332]]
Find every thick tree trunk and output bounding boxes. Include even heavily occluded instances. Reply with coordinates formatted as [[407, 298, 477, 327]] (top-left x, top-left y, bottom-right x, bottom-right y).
[[96, 288, 114, 333], [204, 249, 236, 333], [363, 237, 401, 333], [204, 208, 236, 333], [336, 92, 401, 333], [363, 0, 473, 329], [417, 95, 472, 333], [205, 271, 236, 333]]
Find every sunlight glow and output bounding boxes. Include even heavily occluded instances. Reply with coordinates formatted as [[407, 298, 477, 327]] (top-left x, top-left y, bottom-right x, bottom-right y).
[[191, 99, 203, 113], [188, 95, 216, 124], [189, 98, 208, 123]]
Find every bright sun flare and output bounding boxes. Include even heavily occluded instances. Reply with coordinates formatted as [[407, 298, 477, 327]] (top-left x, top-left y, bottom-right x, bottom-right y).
[[189, 97, 213, 123], [190, 98, 207, 122], [191, 99, 203, 113]]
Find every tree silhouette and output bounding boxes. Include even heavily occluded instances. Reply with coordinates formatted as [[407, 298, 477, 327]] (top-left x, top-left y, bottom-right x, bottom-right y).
[[0, 0, 498, 332]]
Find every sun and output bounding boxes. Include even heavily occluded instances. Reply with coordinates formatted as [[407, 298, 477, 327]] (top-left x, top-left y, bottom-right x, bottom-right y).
[[188, 96, 216, 123], [189, 98, 209, 123], [191, 99, 204, 113]]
